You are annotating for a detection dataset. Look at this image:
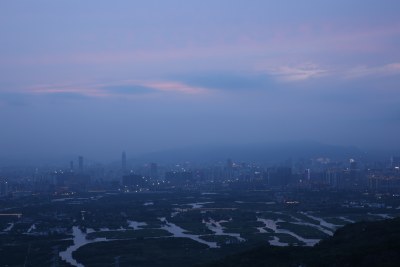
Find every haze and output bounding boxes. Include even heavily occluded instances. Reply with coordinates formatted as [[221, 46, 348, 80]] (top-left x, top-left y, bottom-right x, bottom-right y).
[[1, 0, 400, 162]]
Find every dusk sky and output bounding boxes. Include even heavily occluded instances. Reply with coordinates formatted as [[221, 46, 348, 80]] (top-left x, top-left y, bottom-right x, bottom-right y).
[[1, 0, 400, 161]]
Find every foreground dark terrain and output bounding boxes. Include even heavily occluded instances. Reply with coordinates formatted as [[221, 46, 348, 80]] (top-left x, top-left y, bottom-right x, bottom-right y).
[[204, 218, 400, 267], [1, 190, 400, 266]]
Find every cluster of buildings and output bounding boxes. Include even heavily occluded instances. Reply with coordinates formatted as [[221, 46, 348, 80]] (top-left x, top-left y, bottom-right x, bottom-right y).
[[1, 153, 400, 197]]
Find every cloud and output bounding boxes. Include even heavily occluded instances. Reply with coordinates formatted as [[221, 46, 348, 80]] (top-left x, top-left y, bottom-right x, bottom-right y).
[[345, 63, 400, 79], [101, 85, 156, 94], [28, 82, 106, 98], [25, 79, 209, 99], [266, 63, 328, 82], [179, 72, 273, 91], [140, 81, 209, 94], [100, 80, 209, 95], [264, 62, 400, 83], [38, 91, 91, 100]]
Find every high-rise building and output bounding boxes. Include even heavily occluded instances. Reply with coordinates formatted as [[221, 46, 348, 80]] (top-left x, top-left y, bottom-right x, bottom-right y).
[[350, 158, 357, 170], [150, 163, 158, 179], [391, 156, 400, 169], [306, 168, 311, 181], [0, 179, 8, 196], [267, 166, 292, 187], [122, 151, 127, 173], [122, 174, 146, 187], [226, 158, 233, 179], [78, 156, 83, 173], [325, 169, 341, 188]]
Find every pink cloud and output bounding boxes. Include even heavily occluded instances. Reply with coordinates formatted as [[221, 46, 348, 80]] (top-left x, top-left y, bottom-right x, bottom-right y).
[[139, 81, 208, 95], [29, 82, 108, 98], [27, 79, 210, 98]]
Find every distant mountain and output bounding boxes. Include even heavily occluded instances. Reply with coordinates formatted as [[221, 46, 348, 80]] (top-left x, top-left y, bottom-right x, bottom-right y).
[[137, 141, 366, 164], [203, 218, 400, 267]]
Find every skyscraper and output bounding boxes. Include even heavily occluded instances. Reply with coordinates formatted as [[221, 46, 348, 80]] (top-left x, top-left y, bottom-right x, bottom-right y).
[[78, 156, 83, 173], [122, 151, 127, 173], [0, 180, 8, 196], [150, 162, 158, 179], [226, 158, 233, 179], [391, 156, 400, 169]]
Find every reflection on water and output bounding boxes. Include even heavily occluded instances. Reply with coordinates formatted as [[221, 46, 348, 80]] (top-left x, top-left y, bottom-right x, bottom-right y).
[[300, 212, 338, 231], [3, 223, 14, 232], [59, 226, 108, 267], [339, 216, 355, 223], [159, 217, 218, 248], [269, 236, 289, 246], [27, 224, 36, 233], [203, 219, 245, 242], [128, 220, 147, 230], [368, 213, 393, 219], [57, 209, 391, 266], [186, 202, 214, 209], [257, 218, 320, 247]]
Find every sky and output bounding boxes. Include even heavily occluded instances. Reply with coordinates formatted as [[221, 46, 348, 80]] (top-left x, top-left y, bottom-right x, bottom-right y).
[[0, 0, 400, 162]]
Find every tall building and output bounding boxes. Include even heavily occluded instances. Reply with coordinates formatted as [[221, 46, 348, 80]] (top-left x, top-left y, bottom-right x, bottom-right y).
[[122, 151, 127, 173], [349, 158, 359, 187], [78, 156, 84, 173], [350, 158, 358, 170], [306, 168, 311, 181], [391, 156, 400, 169], [122, 174, 146, 187], [150, 162, 158, 179], [267, 167, 292, 187], [325, 168, 341, 188], [0, 179, 8, 196], [226, 158, 233, 179]]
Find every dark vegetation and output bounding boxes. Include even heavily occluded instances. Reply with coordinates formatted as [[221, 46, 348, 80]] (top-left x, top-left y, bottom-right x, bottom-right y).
[[0, 234, 72, 267], [203, 218, 400, 267], [1, 191, 400, 266]]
